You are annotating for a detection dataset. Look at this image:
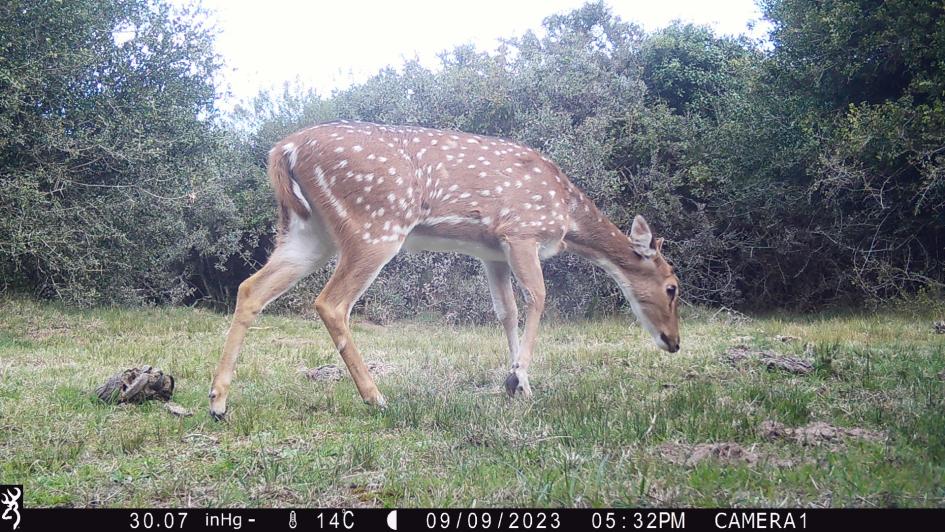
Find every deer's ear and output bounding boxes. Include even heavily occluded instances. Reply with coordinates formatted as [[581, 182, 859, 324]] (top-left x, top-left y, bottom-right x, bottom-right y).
[[654, 237, 664, 254], [629, 215, 656, 258]]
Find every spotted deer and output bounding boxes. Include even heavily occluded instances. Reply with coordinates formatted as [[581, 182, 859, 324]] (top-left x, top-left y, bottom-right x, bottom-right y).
[[208, 120, 680, 419]]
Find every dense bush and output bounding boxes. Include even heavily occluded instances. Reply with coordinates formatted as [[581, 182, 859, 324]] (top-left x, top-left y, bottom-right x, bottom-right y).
[[1, 0, 942, 321], [0, 0, 266, 305]]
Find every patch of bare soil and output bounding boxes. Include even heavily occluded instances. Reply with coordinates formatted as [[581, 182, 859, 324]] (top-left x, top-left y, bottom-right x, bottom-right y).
[[659, 442, 759, 466], [302, 361, 396, 382], [658, 442, 801, 468], [760, 420, 884, 447], [303, 365, 344, 382], [724, 346, 754, 364], [365, 360, 396, 377], [248, 484, 306, 505], [26, 324, 72, 340], [274, 337, 319, 348], [724, 346, 814, 375], [24, 316, 103, 340]]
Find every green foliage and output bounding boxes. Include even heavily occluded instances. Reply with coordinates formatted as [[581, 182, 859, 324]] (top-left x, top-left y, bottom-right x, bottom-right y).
[[0, 0, 265, 306], [1, 0, 942, 317], [757, 0, 945, 304]]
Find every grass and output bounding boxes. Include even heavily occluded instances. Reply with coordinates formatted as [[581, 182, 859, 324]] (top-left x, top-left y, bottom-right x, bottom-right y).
[[0, 297, 943, 507]]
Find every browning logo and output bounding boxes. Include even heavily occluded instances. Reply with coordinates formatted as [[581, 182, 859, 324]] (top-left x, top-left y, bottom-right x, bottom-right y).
[[0, 486, 20, 531]]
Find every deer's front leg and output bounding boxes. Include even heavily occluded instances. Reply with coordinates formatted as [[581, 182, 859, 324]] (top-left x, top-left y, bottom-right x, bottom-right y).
[[503, 240, 546, 397]]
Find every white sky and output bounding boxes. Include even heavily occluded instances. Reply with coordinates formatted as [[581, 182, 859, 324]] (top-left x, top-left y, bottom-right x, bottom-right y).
[[195, 0, 769, 108]]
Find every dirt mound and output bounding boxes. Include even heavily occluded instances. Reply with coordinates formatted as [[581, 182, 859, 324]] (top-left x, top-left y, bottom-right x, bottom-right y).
[[724, 346, 754, 364], [302, 361, 396, 382], [760, 420, 884, 446], [659, 442, 759, 466], [303, 365, 345, 382], [724, 346, 813, 375], [658, 441, 801, 468], [365, 360, 396, 377]]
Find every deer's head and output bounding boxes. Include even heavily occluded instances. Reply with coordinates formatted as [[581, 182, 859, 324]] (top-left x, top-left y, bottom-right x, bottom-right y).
[[620, 215, 681, 353]]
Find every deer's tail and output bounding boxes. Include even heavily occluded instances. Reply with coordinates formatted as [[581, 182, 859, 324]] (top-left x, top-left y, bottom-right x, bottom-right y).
[[268, 143, 312, 225]]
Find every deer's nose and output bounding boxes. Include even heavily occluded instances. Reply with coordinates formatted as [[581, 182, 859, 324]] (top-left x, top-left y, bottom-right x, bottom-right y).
[[660, 333, 680, 353]]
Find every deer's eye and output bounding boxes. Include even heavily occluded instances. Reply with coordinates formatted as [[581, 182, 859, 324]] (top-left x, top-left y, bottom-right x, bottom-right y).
[[666, 285, 677, 302]]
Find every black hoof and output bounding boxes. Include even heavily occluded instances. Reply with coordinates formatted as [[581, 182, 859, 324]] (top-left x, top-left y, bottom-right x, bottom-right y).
[[504, 372, 519, 397], [209, 409, 226, 422]]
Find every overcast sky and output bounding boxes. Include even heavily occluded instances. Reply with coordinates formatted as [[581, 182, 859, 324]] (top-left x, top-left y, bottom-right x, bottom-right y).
[[195, 0, 770, 108]]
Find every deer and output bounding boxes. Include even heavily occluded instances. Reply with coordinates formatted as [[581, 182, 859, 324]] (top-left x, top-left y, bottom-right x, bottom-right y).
[[208, 120, 680, 419]]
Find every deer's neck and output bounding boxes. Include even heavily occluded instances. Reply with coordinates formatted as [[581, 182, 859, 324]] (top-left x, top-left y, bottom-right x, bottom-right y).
[[565, 204, 637, 284]]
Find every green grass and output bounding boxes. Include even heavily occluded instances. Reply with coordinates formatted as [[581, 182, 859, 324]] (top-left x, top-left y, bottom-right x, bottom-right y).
[[1, 297, 943, 507]]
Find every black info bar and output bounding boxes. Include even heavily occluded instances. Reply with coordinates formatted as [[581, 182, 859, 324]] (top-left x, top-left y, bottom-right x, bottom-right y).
[[8, 508, 941, 531]]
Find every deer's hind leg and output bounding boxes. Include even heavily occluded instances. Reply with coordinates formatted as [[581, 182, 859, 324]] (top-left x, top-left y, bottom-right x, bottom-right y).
[[315, 238, 404, 407], [209, 215, 333, 420], [502, 240, 546, 397]]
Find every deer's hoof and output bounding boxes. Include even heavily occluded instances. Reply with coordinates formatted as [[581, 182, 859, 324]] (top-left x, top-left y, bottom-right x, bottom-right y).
[[208, 389, 227, 421], [504, 372, 520, 397], [505, 371, 533, 398], [363, 390, 388, 409]]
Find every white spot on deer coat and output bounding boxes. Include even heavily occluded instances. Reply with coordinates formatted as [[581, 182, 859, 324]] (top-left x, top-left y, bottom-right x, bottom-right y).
[[290, 179, 310, 212], [282, 142, 298, 169]]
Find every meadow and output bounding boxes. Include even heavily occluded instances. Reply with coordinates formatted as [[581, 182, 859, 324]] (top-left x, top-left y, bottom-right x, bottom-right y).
[[1, 298, 943, 507]]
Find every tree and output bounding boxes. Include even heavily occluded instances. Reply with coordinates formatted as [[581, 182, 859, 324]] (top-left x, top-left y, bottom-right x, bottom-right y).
[[0, 0, 254, 305], [760, 0, 945, 300]]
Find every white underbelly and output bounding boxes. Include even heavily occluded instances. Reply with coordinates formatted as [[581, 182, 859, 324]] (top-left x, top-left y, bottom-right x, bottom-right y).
[[402, 233, 506, 261]]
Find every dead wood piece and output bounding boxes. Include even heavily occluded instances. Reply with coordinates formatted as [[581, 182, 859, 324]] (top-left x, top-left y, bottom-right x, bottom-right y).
[[96, 365, 175, 404], [164, 402, 193, 417]]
